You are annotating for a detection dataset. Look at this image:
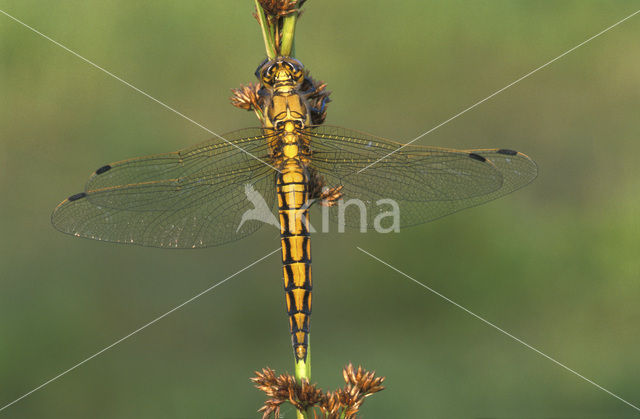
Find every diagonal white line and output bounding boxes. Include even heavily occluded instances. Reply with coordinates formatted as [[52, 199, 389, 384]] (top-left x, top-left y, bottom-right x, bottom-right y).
[[0, 8, 280, 173], [358, 8, 640, 173], [356, 246, 640, 413], [0, 247, 281, 413]]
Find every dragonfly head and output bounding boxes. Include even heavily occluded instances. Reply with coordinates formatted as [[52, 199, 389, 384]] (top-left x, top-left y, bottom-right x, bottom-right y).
[[257, 57, 305, 90]]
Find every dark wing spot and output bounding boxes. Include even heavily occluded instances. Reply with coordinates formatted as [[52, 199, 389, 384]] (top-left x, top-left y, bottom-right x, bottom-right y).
[[68, 192, 87, 202], [468, 153, 486, 162], [95, 164, 112, 175], [497, 149, 518, 156]]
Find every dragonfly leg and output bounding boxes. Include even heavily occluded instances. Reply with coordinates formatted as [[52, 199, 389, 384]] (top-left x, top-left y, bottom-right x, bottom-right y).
[[300, 76, 330, 125], [299, 76, 318, 96]]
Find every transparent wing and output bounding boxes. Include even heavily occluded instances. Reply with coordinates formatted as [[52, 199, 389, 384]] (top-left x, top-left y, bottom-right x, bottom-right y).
[[52, 129, 279, 248], [305, 126, 537, 228]]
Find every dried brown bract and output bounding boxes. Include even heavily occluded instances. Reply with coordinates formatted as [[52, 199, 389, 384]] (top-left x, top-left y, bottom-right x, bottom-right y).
[[252, 363, 384, 419], [333, 364, 385, 418], [252, 367, 324, 418], [257, 0, 305, 17], [343, 363, 385, 395]]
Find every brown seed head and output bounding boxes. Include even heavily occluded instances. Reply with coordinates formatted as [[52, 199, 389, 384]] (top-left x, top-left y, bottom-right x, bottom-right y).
[[257, 0, 304, 17], [252, 364, 384, 419], [230, 83, 262, 111]]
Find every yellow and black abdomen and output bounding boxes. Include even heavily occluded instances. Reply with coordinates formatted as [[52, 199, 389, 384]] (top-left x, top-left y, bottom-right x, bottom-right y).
[[277, 158, 312, 362]]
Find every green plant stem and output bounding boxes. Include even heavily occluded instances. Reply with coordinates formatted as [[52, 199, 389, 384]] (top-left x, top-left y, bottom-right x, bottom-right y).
[[255, 3, 306, 418], [279, 12, 297, 57], [296, 406, 309, 419], [294, 337, 311, 419], [252, 106, 265, 124], [290, 6, 304, 418], [254, 0, 277, 58]]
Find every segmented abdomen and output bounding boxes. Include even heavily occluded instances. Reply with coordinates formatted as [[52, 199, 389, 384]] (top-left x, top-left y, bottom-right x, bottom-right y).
[[277, 158, 312, 362]]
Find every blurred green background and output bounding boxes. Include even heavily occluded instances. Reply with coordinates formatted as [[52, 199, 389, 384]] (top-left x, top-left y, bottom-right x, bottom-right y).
[[1, 1, 639, 417]]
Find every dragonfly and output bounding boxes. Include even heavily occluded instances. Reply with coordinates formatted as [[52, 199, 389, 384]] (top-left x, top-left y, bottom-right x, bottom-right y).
[[52, 57, 537, 366]]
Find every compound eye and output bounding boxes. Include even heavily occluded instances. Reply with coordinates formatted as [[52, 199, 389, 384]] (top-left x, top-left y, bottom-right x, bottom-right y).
[[265, 65, 276, 77], [282, 61, 301, 81], [254, 58, 269, 79], [289, 58, 303, 67], [261, 64, 277, 85], [290, 61, 305, 81]]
